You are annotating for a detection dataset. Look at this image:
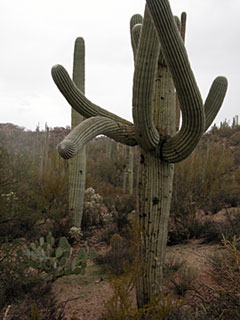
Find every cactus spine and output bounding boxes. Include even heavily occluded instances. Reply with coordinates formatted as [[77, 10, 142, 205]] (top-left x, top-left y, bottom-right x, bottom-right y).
[[52, 0, 228, 307], [69, 38, 87, 228]]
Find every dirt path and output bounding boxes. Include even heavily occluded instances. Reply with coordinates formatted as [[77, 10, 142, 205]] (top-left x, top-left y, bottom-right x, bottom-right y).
[[52, 265, 112, 320], [51, 240, 219, 320]]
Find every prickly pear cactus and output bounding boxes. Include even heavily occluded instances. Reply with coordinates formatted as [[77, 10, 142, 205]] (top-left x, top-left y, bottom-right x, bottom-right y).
[[18, 232, 96, 282], [51, 0, 227, 307]]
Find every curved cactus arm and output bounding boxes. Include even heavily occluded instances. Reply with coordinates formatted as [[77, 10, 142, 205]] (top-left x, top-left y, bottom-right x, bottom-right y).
[[204, 76, 228, 132], [130, 13, 143, 32], [58, 116, 137, 159], [175, 13, 186, 131], [130, 14, 143, 59], [131, 24, 142, 59], [73, 37, 85, 93], [180, 12, 187, 42], [132, 5, 160, 151], [146, 0, 204, 163], [51, 65, 132, 126]]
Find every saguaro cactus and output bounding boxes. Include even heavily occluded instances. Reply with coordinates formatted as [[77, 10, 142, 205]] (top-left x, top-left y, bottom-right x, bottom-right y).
[[69, 38, 87, 228], [51, 0, 227, 307]]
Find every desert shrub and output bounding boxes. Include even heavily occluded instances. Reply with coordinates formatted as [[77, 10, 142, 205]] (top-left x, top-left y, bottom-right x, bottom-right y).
[[111, 194, 136, 233], [168, 214, 208, 245], [170, 139, 238, 245], [191, 236, 240, 319], [172, 139, 235, 215], [0, 240, 44, 309], [95, 233, 132, 275], [217, 119, 235, 138], [201, 210, 240, 244], [27, 302, 43, 320], [163, 256, 186, 278], [229, 131, 240, 146], [0, 148, 69, 242], [103, 281, 183, 320], [100, 218, 184, 319], [233, 149, 240, 165], [169, 267, 195, 296], [97, 223, 119, 244]]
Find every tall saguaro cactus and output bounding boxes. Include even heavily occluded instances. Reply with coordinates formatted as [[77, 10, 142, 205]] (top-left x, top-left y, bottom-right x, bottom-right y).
[[69, 38, 86, 228], [52, 0, 227, 307]]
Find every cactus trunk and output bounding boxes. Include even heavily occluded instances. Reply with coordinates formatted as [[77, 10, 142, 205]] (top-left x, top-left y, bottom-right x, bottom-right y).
[[69, 38, 86, 228], [136, 55, 176, 305], [137, 152, 174, 306]]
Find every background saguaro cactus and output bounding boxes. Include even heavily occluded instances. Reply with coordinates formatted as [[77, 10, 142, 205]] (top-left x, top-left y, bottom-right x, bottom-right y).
[[51, 0, 227, 307], [69, 38, 87, 228]]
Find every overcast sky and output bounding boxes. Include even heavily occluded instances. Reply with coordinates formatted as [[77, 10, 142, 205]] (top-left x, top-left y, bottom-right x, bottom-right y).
[[1, 0, 239, 131]]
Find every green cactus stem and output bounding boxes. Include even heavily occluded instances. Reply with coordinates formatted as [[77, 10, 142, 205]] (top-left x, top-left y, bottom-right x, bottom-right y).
[[130, 14, 143, 60], [51, 65, 133, 127], [52, 0, 228, 308], [146, 0, 227, 162], [68, 37, 87, 228], [58, 116, 136, 159]]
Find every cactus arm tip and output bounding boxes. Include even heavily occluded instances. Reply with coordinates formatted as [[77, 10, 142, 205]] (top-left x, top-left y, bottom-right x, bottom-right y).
[[131, 24, 142, 59], [204, 76, 228, 132], [57, 140, 76, 160], [58, 116, 137, 159], [130, 13, 143, 59]]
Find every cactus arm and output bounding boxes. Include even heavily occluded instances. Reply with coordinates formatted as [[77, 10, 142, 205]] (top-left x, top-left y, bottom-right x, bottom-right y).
[[146, 0, 204, 163], [132, 5, 160, 151], [175, 13, 186, 131], [204, 76, 228, 132], [130, 14, 143, 32], [180, 12, 187, 42], [58, 116, 137, 159], [73, 37, 85, 93], [51, 65, 132, 126], [130, 14, 143, 59], [131, 24, 142, 59]]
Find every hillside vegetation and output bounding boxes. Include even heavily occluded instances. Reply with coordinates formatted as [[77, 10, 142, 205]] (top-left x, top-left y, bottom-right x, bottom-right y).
[[1, 119, 240, 319]]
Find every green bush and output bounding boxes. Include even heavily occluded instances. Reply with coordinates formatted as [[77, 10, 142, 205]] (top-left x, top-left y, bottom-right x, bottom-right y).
[[169, 267, 195, 296], [95, 233, 132, 276], [193, 236, 240, 319], [201, 211, 240, 244], [0, 240, 43, 308]]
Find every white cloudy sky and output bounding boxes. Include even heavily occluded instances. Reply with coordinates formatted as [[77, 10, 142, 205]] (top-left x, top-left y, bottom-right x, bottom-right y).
[[1, 0, 239, 131]]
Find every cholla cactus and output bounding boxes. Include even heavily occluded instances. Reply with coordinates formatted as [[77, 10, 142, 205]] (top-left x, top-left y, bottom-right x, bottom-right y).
[[82, 187, 105, 228], [51, 0, 227, 306]]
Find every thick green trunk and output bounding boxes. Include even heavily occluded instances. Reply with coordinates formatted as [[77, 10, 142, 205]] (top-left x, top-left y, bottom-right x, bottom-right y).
[[137, 151, 174, 307], [137, 61, 176, 307], [69, 38, 86, 228]]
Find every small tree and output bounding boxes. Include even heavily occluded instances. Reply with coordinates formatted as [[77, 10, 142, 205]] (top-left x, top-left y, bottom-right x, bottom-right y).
[[51, 0, 227, 308]]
